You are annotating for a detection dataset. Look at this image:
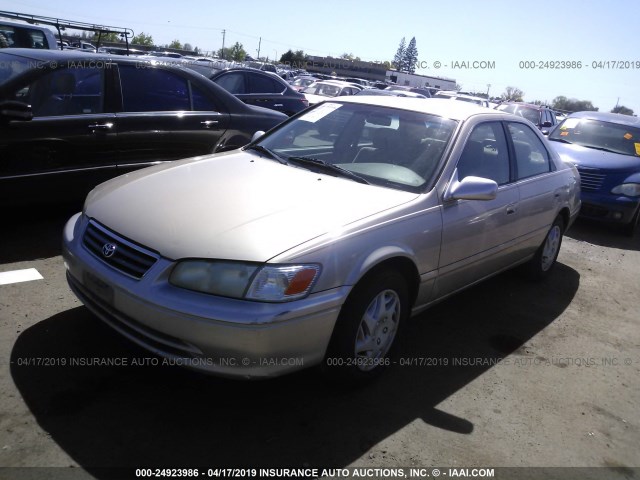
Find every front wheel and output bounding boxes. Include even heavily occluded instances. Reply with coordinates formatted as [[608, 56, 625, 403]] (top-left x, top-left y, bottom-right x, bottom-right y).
[[322, 270, 409, 383], [523, 216, 564, 280]]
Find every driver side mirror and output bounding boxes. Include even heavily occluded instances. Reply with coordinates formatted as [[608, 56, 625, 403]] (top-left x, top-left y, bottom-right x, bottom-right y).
[[0, 101, 33, 122], [251, 130, 265, 143], [445, 173, 498, 201]]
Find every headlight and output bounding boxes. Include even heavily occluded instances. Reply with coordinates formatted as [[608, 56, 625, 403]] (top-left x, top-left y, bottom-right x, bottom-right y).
[[246, 265, 321, 301], [169, 261, 320, 302], [611, 183, 640, 197]]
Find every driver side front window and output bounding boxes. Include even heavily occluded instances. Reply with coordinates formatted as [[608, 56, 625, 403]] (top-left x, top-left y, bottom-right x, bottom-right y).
[[457, 122, 510, 185]]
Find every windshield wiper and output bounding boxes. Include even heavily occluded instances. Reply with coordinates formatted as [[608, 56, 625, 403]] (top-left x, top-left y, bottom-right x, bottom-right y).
[[286, 156, 370, 184], [548, 137, 572, 144], [582, 145, 623, 154], [245, 144, 288, 165]]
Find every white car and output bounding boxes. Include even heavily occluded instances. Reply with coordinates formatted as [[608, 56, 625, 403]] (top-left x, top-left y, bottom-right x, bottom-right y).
[[435, 91, 490, 108], [301, 80, 362, 105]]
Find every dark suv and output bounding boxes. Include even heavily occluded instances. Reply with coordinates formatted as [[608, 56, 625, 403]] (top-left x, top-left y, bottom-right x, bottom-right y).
[[0, 49, 287, 205], [496, 102, 557, 135]]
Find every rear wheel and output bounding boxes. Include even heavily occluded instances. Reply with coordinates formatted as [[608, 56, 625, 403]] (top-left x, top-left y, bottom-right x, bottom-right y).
[[323, 270, 409, 383], [523, 216, 564, 280]]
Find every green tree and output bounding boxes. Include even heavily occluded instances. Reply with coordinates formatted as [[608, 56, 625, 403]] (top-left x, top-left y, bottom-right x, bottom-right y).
[[339, 52, 360, 61], [402, 37, 418, 73], [501, 86, 525, 102], [168, 39, 182, 49], [132, 32, 154, 46], [552, 96, 598, 113], [392, 37, 405, 71], [611, 105, 634, 116], [280, 49, 307, 68], [220, 42, 247, 61], [92, 32, 121, 43]]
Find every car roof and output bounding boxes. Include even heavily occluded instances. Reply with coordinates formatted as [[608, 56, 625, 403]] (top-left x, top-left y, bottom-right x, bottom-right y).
[[1, 48, 211, 71], [316, 79, 361, 87], [330, 97, 503, 121], [436, 91, 484, 101], [454, 94, 485, 101], [499, 102, 550, 110], [1, 48, 125, 62], [567, 111, 640, 127], [0, 19, 55, 30]]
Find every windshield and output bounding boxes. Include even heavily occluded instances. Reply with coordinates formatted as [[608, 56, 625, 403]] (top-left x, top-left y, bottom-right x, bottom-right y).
[[292, 77, 314, 87], [301, 82, 341, 97], [253, 101, 458, 192], [454, 96, 482, 105], [0, 52, 32, 86], [549, 117, 640, 157]]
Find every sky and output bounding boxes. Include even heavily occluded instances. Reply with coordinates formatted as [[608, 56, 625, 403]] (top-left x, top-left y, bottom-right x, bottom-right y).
[[3, 0, 639, 113]]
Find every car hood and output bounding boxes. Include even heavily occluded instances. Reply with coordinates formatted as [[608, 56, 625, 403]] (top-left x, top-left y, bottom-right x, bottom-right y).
[[302, 93, 334, 105], [550, 141, 640, 172], [84, 151, 418, 262]]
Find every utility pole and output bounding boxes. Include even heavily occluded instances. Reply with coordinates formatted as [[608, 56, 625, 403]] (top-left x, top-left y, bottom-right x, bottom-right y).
[[221, 29, 226, 59], [257, 37, 261, 60]]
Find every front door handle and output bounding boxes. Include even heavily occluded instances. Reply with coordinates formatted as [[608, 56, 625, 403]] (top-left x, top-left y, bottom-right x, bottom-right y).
[[200, 120, 220, 129], [506, 204, 518, 215]]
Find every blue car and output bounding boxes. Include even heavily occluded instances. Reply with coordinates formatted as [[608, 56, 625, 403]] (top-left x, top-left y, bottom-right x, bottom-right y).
[[548, 111, 640, 235]]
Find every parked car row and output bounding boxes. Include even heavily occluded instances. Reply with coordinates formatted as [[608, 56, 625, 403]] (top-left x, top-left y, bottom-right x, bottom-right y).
[[3, 37, 636, 385], [2, 46, 636, 237]]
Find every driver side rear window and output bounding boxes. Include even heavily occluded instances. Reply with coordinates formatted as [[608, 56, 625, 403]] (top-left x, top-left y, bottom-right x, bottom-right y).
[[506, 123, 551, 179], [119, 66, 190, 111]]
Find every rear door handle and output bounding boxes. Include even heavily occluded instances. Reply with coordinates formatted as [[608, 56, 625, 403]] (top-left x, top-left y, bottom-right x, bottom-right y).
[[87, 122, 113, 131], [200, 120, 220, 129]]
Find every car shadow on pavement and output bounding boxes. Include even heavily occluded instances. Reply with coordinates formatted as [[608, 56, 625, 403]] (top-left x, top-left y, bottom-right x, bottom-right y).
[[10, 264, 579, 474], [2, 203, 82, 264], [566, 218, 639, 252]]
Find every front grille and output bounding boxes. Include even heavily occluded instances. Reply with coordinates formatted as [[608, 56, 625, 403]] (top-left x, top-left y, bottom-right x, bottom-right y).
[[577, 168, 606, 192], [83, 220, 159, 279]]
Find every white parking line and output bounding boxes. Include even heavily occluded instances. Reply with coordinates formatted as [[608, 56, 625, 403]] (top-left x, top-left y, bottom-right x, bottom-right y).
[[0, 268, 44, 285]]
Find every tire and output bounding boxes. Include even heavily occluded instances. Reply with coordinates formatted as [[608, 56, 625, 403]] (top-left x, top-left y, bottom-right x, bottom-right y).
[[322, 270, 409, 383], [523, 215, 564, 280]]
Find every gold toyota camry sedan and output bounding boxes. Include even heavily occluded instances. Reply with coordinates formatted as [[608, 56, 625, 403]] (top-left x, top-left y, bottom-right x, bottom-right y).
[[63, 97, 581, 381]]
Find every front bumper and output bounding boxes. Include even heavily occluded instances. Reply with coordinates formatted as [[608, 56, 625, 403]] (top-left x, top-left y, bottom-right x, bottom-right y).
[[62, 213, 348, 378], [579, 191, 639, 225]]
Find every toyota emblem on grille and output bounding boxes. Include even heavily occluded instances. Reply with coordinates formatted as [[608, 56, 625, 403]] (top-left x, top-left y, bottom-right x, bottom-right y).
[[102, 243, 117, 258]]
